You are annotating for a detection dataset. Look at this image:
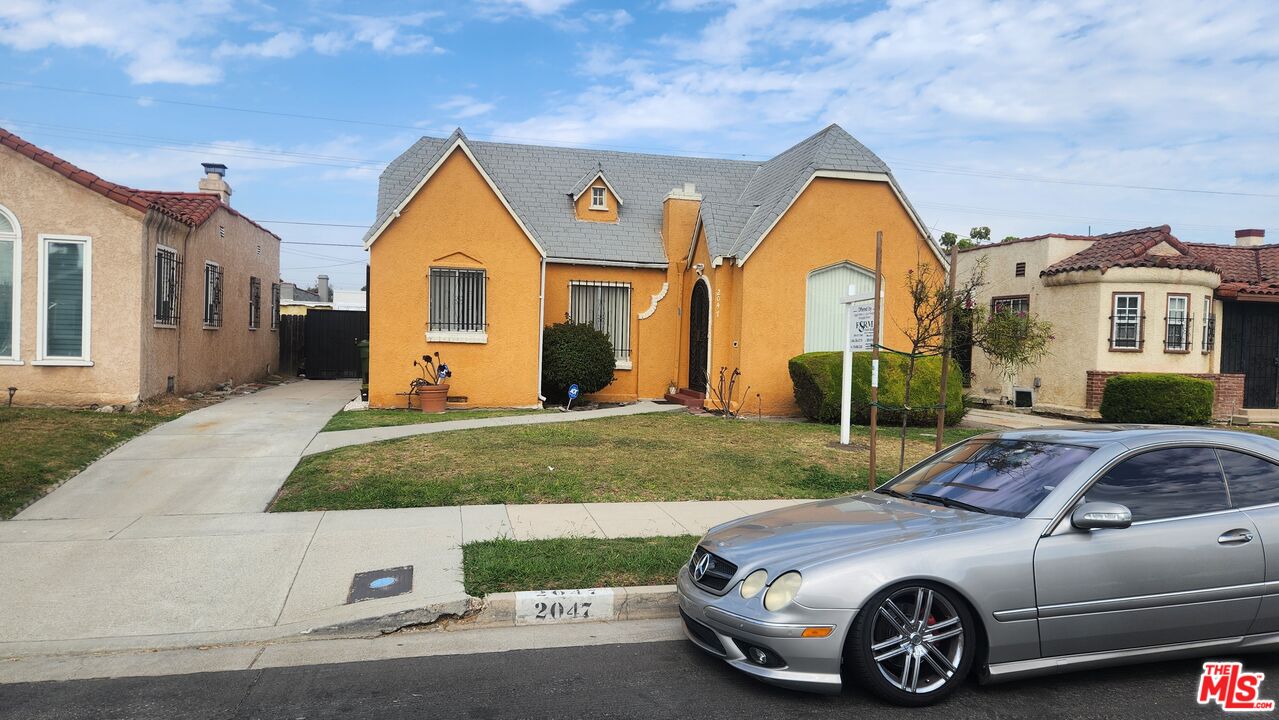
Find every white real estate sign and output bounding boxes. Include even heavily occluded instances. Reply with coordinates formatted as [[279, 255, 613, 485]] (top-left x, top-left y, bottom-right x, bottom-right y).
[[840, 286, 878, 446], [849, 302, 874, 352]]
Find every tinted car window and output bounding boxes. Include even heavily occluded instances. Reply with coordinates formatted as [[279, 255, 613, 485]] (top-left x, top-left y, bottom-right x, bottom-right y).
[[1084, 447, 1228, 522], [883, 439, 1094, 518], [1219, 449, 1279, 509]]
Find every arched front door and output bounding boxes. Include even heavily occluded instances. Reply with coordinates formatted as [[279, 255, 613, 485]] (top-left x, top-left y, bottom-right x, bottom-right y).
[[688, 280, 709, 391]]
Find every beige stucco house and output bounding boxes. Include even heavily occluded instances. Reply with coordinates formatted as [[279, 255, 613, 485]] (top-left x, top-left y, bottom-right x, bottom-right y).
[[0, 128, 281, 406], [957, 225, 1279, 420]]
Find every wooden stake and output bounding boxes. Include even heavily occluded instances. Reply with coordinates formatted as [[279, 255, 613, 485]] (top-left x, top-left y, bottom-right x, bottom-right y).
[[936, 244, 959, 452], [869, 231, 883, 486]]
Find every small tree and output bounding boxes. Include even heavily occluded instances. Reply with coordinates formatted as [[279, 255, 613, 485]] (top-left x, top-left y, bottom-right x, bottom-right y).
[[541, 321, 616, 403], [891, 257, 1053, 470], [938, 226, 994, 252]]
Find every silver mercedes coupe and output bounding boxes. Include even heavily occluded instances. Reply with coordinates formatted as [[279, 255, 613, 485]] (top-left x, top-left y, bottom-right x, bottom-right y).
[[678, 426, 1279, 706]]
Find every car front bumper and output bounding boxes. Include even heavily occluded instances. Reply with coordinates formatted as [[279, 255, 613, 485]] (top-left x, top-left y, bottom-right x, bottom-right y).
[[676, 566, 854, 694]]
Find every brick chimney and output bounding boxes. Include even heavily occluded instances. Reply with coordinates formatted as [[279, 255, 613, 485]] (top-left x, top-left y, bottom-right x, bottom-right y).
[[198, 163, 232, 204], [1236, 229, 1266, 247]]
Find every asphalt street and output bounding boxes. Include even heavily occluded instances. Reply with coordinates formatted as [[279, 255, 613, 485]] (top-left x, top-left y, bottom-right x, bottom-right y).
[[2, 639, 1267, 719]]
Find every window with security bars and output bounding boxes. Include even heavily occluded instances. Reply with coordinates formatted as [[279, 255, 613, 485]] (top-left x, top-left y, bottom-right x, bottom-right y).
[[991, 296, 1029, 315], [270, 282, 281, 330], [429, 267, 486, 332], [569, 280, 631, 364], [1201, 296, 1215, 353], [203, 262, 223, 328], [1109, 293, 1143, 350], [1164, 294, 1191, 352], [248, 276, 261, 330], [154, 246, 182, 326]]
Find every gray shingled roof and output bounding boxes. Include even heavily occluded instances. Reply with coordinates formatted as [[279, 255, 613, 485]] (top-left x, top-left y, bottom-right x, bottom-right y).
[[366, 124, 931, 265]]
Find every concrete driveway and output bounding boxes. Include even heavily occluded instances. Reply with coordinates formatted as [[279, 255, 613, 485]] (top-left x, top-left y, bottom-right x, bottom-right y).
[[19, 380, 358, 519]]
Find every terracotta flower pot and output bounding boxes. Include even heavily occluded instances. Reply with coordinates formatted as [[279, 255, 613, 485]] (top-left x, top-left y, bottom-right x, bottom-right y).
[[416, 384, 450, 413]]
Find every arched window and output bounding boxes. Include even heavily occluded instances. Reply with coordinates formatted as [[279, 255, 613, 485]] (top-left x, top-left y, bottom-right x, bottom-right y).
[[805, 262, 875, 352], [0, 204, 18, 361]]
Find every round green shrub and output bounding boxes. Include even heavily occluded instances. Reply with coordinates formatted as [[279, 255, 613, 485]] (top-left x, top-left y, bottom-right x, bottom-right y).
[[788, 351, 966, 426], [1099, 373, 1213, 425], [541, 321, 616, 402]]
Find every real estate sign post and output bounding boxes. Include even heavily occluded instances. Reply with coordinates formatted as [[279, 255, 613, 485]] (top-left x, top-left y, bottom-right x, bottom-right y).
[[936, 243, 959, 451], [840, 291, 875, 445], [869, 232, 883, 483]]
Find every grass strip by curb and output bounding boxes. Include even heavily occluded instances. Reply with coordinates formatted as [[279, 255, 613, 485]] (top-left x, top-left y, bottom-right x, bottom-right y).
[[463, 536, 698, 596]]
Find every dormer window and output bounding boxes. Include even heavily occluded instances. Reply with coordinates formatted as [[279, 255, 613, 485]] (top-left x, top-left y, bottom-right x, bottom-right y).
[[591, 186, 607, 210]]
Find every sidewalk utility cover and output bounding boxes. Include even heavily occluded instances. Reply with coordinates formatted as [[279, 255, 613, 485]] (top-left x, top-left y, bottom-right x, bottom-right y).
[[347, 566, 414, 603]]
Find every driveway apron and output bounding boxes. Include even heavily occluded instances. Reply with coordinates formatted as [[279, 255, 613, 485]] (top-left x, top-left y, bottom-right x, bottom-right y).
[[18, 380, 358, 519]]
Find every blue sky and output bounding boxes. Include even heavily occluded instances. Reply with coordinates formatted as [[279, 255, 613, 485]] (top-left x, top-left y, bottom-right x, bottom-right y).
[[1, 0, 1276, 291]]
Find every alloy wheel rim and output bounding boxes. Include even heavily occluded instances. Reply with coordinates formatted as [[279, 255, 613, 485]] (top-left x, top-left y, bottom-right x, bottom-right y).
[[869, 587, 964, 694]]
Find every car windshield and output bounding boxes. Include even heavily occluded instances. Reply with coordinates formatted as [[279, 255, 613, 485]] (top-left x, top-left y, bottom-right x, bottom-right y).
[[879, 439, 1094, 518]]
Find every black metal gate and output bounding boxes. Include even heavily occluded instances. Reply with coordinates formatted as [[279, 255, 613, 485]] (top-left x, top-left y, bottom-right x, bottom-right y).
[[687, 281, 709, 391], [278, 314, 305, 376], [1221, 300, 1279, 408], [278, 310, 368, 380]]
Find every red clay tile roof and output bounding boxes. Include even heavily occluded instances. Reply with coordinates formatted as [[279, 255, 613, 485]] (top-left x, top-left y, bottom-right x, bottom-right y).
[[1040, 225, 1218, 276], [0, 127, 279, 240]]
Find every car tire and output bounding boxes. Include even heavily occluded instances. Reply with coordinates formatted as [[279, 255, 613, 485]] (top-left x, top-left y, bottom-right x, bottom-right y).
[[844, 581, 976, 707]]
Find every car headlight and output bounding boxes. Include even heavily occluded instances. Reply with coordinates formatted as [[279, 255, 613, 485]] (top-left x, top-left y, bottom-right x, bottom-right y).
[[740, 570, 768, 599], [763, 571, 802, 612]]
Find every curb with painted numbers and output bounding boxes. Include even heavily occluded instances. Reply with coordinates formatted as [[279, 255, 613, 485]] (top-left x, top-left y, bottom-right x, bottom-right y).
[[472, 584, 678, 627]]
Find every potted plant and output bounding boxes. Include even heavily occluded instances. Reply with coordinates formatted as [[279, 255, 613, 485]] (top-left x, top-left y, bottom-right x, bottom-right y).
[[411, 352, 452, 413]]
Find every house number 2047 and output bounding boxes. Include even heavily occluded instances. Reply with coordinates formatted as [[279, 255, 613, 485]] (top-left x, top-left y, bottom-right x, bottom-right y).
[[514, 588, 616, 625], [534, 601, 591, 620]]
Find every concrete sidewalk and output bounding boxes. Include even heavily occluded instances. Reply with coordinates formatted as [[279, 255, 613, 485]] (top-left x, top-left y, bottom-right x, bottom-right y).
[[303, 400, 685, 455], [19, 380, 359, 519], [960, 407, 1082, 431], [0, 499, 809, 659]]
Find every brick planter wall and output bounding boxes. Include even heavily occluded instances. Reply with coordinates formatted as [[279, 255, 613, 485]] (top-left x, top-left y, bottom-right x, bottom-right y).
[[1085, 371, 1245, 421]]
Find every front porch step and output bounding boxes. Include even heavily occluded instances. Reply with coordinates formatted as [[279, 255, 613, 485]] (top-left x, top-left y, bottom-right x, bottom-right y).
[[663, 388, 705, 410], [1234, 408, 1279, 425]]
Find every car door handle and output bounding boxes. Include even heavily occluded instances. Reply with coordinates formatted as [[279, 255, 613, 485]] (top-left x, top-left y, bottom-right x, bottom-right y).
[[1219, 529, 1255, 545]]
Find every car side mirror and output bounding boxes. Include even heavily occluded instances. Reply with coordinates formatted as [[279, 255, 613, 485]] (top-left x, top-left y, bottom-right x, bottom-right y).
[[1072, 501, 1132, 530]]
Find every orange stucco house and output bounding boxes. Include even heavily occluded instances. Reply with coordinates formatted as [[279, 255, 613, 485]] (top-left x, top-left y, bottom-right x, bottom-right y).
[[364, 125, 946, 415]]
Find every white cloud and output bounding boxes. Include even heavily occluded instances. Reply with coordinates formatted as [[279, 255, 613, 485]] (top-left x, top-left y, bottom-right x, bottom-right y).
[[0, 3, 444, 84], [437, 95, 498, 119], [497, 0, 1279, 240], [0, 0, 233, 84], [482, 0, 578, 16], [215, 30, 307, 59]]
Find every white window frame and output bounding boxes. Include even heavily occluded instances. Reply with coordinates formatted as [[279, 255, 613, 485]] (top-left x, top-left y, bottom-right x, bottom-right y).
[[1110, 293, 1143, 351], [427, 266, 488, 343], [0, 204, 21, 365], [590, 186, 607, 210], [1164, 293, 1190, 352], [1202, 296, 1216, 353], [568, 280, 632, 368], [34, 234, 93, 366]]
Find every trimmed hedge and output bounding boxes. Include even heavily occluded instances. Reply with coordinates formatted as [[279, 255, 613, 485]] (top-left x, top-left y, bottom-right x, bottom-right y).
[[541, 321, 616, 403], [1099, 373, 1213, 425], [788, 352, 966, 426]]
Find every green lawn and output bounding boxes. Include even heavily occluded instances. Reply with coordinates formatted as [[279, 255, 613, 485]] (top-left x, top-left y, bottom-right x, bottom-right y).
[[273, 412, 984, 512], [0, 407, 181, 518], [463, 536, 697, 595], [322, 407, 552, 432]]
